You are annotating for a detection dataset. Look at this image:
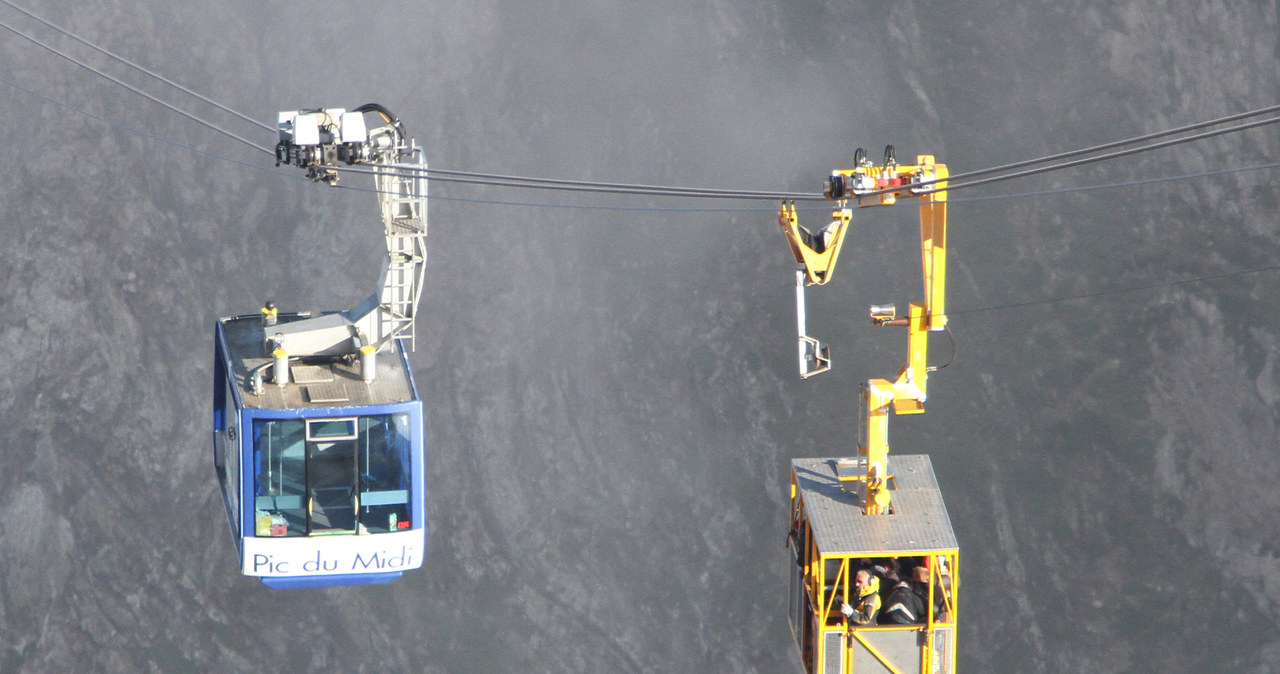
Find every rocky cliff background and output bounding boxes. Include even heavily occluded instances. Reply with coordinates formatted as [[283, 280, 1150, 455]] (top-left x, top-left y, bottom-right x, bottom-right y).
[[1, 1, 1278, 671]]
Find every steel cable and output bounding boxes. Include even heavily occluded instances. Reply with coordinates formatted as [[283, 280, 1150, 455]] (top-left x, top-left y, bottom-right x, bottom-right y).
[[332, 162, 824, 201], [940, 114, 1280, 195], [944, 103, 1280, 185], [4, 5, 1277, 208], [0, 0, 274, 132], [0, 17, 272, 155]]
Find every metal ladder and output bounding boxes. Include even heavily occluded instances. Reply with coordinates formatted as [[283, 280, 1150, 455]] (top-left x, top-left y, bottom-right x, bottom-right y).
[[370, 144, 428, 351]]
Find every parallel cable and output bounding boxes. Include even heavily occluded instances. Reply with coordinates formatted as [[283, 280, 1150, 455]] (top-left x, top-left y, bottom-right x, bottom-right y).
[[6, 2, 1272, 207], [951, 160, 1280, 204], [6, 9, 1277, 326], [943, 102, 1280, 186], [332, 162, 822, 201], [11, 65, 1278, 317], [940, 114, 1280, 195], [0, 73, 278, 175], [11, 58, 1276, 216], [0, 0, 273, 132], [0, 17, 272, 155], [4, 11, 1276, 211], [852, 106, 1280, 201], [341, 107, 1280, 203], [7, 22, 1277, 324], [327, 180, 779, 212], [413, 164, 822, 200]]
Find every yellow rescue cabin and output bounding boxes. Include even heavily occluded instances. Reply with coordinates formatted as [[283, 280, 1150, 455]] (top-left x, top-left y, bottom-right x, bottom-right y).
[[788, 455, 958, 673]]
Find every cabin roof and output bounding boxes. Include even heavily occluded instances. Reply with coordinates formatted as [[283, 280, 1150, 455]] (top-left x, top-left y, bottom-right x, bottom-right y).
[[792, 454, 958, 556], [218, 312, 417, 411]]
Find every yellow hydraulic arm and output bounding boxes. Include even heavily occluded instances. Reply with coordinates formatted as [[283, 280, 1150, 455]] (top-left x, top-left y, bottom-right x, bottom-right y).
[[782, 147, 948, 515]]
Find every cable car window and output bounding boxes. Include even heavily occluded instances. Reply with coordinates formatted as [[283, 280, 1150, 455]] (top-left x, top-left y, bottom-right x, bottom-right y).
[[357, 414, 413, 533], [253, 414, 413, 537], [306, 417, 358, 441], [253, 419, 307, 536]]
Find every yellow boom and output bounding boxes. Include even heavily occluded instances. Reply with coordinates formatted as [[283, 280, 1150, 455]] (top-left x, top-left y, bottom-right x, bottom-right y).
[[782, 149, 948, 515]]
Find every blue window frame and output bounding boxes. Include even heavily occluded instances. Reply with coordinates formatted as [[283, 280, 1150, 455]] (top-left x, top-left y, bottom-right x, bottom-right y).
[[253, 413, 413, 537]]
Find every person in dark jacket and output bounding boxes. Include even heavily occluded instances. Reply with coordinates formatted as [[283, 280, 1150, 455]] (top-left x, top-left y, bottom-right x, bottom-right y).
[[879, 579, 925, 624], [909, 564, 952, 623]]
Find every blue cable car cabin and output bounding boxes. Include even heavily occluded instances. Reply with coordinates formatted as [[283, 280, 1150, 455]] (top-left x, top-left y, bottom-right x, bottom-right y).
[[212, 310, 425, 588]]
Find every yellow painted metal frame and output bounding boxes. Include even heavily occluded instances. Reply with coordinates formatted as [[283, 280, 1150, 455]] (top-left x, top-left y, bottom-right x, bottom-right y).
[[789, 468, 959, 673], [858, 381, 894, 515], [854, 156, 948, 515], [780, 202, 853, 286], [786, 154, 954, 672]]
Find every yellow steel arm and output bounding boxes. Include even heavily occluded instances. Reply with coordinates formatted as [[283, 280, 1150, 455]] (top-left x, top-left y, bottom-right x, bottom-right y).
[[885, 156, 948, 404], [859, 380, 895, 515], [781, 149, 947, 514], [826, 152, 949, 515], [916, 157, 949, 331], [779, 202, 852, 286]]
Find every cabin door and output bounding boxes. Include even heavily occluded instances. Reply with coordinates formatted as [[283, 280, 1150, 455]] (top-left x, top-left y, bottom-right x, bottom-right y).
[[305, 418, 359, 533]]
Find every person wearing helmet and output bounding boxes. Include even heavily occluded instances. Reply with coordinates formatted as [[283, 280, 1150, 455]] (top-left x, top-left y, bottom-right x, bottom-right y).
[[841, 568, 881, 626]]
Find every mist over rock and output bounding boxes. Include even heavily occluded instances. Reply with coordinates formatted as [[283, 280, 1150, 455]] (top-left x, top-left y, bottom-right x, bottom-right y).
[[0, 1, 1277, 672]]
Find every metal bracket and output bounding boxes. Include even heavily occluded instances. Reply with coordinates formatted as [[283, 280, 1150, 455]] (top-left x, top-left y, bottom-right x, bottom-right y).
[[276, 106, 429, 354], [796, 269, 831, 378]]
